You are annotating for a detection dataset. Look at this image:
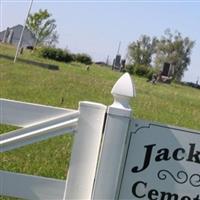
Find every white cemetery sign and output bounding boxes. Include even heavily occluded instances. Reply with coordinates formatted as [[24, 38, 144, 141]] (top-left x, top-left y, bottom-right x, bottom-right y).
[[118, 121, 200, 199]]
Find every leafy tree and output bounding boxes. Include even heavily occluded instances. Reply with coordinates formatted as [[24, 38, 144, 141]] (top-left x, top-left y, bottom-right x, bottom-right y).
[[128, 35, 157, 66], [26, 9, 58, 47], [155, 29, 195, 82]]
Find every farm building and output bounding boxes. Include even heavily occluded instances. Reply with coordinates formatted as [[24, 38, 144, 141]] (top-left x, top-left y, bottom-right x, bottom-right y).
[[0, 24, 36, 47]]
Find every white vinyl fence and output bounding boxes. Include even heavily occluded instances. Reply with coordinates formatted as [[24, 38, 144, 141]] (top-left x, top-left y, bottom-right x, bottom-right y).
[[0, 73, 135, 200], [0, 98, 79, 199]]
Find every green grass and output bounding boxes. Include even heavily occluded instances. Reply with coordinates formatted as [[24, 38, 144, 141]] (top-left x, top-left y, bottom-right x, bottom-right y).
[[0, 197, 20, 200], [0, 125, 73, 179], [0, 44, 200, 199]]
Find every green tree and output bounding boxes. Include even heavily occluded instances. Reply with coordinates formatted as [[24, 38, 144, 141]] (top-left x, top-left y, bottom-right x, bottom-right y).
[[26, 9, 58, 47], [128, 35, 157, 66], [155, 29, 195, 82]]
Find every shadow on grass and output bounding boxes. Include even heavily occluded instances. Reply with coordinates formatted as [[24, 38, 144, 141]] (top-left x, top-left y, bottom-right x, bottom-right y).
[[0, 54, 59, 70]]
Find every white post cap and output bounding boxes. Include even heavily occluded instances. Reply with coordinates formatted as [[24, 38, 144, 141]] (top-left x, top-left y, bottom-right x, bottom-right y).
[[110, 73, 136, 116]]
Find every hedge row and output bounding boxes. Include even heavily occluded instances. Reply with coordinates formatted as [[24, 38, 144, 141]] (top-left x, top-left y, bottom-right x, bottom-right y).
[[39, 47, 92, 65]]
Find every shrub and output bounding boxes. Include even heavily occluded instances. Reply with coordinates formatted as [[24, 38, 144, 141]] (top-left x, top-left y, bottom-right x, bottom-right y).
[[39, 47, 73, 63], [135, 65, 150, 77], [125, 64, 135, 75], [146, 68, 157, 80], [55, 48, 65, 61], [70, 53, 77, 62], [40, 47, 57, 59], [39, 47, 93, 64], [64, 51, 74, 63], [75, 53, 92, 65]]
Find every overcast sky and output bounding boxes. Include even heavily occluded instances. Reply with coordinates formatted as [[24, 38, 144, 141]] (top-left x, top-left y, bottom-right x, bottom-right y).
[[1, 0, 200, 83]]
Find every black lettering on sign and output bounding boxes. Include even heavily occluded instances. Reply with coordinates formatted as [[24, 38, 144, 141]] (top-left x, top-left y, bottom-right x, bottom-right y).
[[155, 148, 171, 161], [132, 181, 146, 198], [132, 144, 156, 173], [131, 181, 200, 199], [131, 143, 199, 174], [187, 144, 200, 164]]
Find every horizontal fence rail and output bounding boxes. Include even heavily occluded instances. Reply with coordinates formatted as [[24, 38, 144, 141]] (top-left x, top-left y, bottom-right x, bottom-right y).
[[0, 98, 79, 152], [0, 98, 75, 127], [0, 113, 78, 152], [0, 170, 65, 200]]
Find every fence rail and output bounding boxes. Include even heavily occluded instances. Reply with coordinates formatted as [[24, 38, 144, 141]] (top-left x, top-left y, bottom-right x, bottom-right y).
[[0, 170, 65, 200], [0, 115, 78, 153], [0, 98, 79, 152], [0, 98, 75, 127], [0, 99, 79, 199]]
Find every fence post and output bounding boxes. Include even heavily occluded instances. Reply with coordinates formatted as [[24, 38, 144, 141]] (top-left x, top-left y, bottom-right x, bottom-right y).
[[63, 101, 107, 200], [92, 73, 136, 199]]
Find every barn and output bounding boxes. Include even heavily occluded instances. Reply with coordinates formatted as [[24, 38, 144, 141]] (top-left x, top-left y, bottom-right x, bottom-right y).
[[0, 24, 36, 47]]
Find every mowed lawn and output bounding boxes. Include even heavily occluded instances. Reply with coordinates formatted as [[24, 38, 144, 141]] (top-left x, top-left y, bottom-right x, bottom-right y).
[[0, 44, 200, 199]]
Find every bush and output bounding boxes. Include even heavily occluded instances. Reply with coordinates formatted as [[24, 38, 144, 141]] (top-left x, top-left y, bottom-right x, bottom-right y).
[[135, 65, 150, 77], [39, 47, 73, 63], [40, 47, 57, 59], [75, 53, 92, 65], [70, 53, 77, 62], [55, 48, 65, 61], [64, 51, 74, 62], [39, 47, 93, 64], [146, 68, 157, 80], [125, 64, 135, 75]]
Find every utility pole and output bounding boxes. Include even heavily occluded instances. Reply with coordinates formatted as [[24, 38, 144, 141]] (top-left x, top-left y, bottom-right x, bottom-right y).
[[117, 41, 121, 55], [14, 0, 33, 63]]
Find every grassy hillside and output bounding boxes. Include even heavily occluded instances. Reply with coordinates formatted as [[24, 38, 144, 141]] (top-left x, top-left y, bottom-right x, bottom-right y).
[[0, 44, 200, 199]]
